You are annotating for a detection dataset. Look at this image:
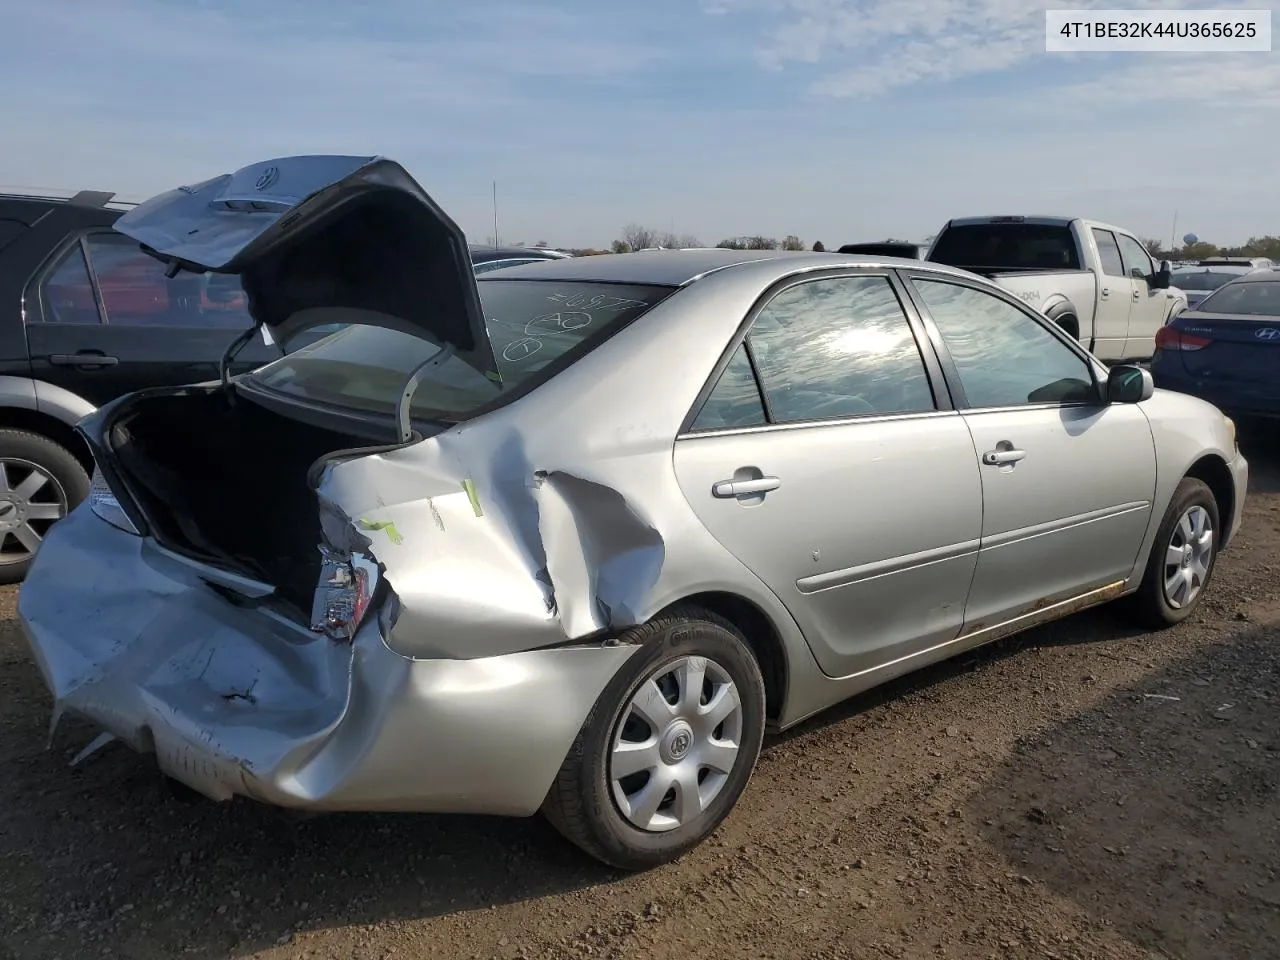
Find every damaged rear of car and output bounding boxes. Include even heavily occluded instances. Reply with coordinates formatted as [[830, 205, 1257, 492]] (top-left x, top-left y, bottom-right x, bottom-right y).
[[18, 157, 698, 848]]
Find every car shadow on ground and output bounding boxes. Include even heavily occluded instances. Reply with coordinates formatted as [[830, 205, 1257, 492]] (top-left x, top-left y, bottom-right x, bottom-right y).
[[966, 616, 1280, 960], [0, 428, 1274, 960]]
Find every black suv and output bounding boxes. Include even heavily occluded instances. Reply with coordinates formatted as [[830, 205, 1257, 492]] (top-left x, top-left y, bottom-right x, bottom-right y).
[[0, 189, 290, 582]]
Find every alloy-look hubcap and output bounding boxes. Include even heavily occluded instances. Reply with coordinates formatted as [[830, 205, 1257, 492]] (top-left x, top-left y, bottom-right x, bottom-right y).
[[1163, 504, 1214, 609], [0, 459, 67, 565], [609, 655, 744, 833]]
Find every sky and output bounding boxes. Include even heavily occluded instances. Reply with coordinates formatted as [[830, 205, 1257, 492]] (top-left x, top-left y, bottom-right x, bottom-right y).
[[2, 0, 1278, 249]]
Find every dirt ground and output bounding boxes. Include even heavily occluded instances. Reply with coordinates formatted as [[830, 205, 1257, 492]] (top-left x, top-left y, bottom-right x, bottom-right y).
[[1, 425, 1277, 960]]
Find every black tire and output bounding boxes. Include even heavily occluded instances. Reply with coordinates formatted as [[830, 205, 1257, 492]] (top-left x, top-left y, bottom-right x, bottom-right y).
[[1124, 477, 1220, 629], [1052, 313, 1079, 341], [542, 606, 766, 871], [0, 428, 91, 585]]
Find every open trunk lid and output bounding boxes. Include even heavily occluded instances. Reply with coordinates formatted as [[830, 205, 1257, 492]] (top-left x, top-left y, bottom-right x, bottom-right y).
[[111, 155, 500, 384]]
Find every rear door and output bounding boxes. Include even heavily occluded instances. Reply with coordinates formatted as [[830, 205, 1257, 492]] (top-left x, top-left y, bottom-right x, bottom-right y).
[[26, 231, 282, 406], [1087, 227, 1134, 357], [903, 273, 1156, 631], [673, 271, 983, 680]]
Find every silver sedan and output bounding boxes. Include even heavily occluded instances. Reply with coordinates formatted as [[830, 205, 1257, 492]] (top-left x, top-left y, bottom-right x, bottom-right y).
[[20, 156, 1248, 870]]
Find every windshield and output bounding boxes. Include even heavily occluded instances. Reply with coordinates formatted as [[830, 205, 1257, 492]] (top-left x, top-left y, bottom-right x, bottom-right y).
[[929, 223, 1081, 271], [1172, 269, 1247, 291], [248, 280, 675, 422], [1196, 278, 1280, 316]]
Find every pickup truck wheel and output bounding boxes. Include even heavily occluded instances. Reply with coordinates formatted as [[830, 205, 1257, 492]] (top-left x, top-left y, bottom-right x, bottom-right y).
[[542, 606, 766, 871], [1124, 477, 1219, 629], [0, 429, 90, 584]]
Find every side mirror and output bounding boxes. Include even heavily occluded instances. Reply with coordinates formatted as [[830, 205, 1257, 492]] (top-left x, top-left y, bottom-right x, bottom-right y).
[[1106, 364, 1155, 404], [1151, 260, 1172, 290]]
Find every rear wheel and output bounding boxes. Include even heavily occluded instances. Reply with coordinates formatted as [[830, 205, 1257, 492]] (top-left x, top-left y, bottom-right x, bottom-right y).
[[0, 429, 90, 584], [542, 606, 766, 870], [1124, 477, 1219, 628]]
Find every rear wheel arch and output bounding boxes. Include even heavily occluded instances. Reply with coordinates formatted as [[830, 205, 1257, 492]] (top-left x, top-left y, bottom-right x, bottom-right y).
[[0, 405, 94, 476], [656, 591, 789, 723], [1043, 301, 1079, 340]]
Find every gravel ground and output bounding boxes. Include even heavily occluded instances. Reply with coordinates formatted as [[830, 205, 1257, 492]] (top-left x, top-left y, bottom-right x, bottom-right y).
[[1, 423, 1277, 960]]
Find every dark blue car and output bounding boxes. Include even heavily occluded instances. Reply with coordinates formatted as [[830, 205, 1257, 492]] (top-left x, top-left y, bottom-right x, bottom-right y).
[[1151, 270, 1280, 419]]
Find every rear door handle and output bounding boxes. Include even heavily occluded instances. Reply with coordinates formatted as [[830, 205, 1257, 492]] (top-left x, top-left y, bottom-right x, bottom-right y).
[[1132, 289, 1141, 300], [1100, 287, 1110, 299], [982, 448, 1027, 465], [50, 352, 118, 368], [712, 476, 781, 498]]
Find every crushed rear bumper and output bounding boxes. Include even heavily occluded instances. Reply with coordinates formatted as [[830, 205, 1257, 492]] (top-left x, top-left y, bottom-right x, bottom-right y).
[[18, 505, 637, 815]]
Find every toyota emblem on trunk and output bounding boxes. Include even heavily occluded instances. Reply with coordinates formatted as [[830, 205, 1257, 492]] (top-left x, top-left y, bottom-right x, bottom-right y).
[[1256, 328, 1279, 340], [255, 166, 280, 191]]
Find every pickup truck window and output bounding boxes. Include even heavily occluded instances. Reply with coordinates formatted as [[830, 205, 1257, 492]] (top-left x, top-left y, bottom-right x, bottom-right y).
[[1116, 234, 1155, 281], [1091, 229, 1126, 277], [929, 223, 1081, 272], [912, 279, 1096, 408]]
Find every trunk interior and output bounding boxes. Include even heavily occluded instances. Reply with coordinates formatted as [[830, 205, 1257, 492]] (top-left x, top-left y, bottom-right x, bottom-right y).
[[106, 389, 380, 616]]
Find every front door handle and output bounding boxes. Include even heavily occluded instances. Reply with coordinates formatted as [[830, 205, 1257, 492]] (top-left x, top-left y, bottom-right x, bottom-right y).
[[1100, 287, 1110, 299], [1132, 288, 1141, 301], [49, 351, 119, 368], [712, 476, 781, 498], [982, 448, 1027, 465]]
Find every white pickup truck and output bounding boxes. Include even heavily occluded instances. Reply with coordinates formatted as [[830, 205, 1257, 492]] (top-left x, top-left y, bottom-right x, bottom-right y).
[[922, 216, 1187, 363]]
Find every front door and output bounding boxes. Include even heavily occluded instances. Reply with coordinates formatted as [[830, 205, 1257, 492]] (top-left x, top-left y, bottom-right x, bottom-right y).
[[1088, 227, 1134, 359], [673, 272, 983, 679], [26, 231, 282, 406], [905, 274, 1157, 630], [1116, 231, 1168, 360]]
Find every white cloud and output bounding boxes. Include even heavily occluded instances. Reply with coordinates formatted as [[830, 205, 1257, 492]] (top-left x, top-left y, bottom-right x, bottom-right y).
[[710, 0, 1280, 101]]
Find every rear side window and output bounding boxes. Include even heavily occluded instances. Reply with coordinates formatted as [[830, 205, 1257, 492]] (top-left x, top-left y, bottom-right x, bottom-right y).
[[929, 223, 1081, 271], [85, 233, 254, 329], [691, 275, 935, 430], [39, 244, 101, 324], [1091, 229, 1125, 277]]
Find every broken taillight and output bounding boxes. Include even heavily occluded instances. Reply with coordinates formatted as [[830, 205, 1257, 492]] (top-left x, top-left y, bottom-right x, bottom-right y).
[[310, 546, 379, 641]]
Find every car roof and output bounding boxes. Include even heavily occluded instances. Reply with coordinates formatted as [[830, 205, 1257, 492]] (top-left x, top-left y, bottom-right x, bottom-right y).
[[477, 248, 974, 288]]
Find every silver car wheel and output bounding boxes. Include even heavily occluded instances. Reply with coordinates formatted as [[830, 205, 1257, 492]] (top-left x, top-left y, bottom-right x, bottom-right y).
[[609, 655, 744, 833], [0, 458, 68, 565], [1163, 504, 1213, 609]]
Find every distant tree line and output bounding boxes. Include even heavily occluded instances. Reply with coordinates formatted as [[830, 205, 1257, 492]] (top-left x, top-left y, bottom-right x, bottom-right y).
[[1143, 235, 1280, 261], [605, 224, 825, 254]]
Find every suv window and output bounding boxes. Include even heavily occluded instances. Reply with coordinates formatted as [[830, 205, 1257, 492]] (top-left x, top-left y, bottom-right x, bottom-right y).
[[709, 275, 935, 426], [1091, 228, 1125, 278], [1116, 234, 1155, 281], [40, 244, 101, 324], [84, 233, 255, 329], [912, 278, 1097, 408]]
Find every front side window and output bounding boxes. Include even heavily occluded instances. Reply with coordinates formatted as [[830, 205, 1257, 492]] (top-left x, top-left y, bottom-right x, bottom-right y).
[[249, 280, 673, 422], [1197, 279, 1280, 316], [1116, 234, 1155, 281], [84, 233, 255, 329], [912, 278, 1098, 408], [40, 244, 101, 324], [734, 275, 935, 424]]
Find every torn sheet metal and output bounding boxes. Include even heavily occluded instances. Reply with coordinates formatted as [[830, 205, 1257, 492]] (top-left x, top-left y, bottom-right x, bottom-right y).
[[20, 505, 639, 815], [311, 424, 668, 661]]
